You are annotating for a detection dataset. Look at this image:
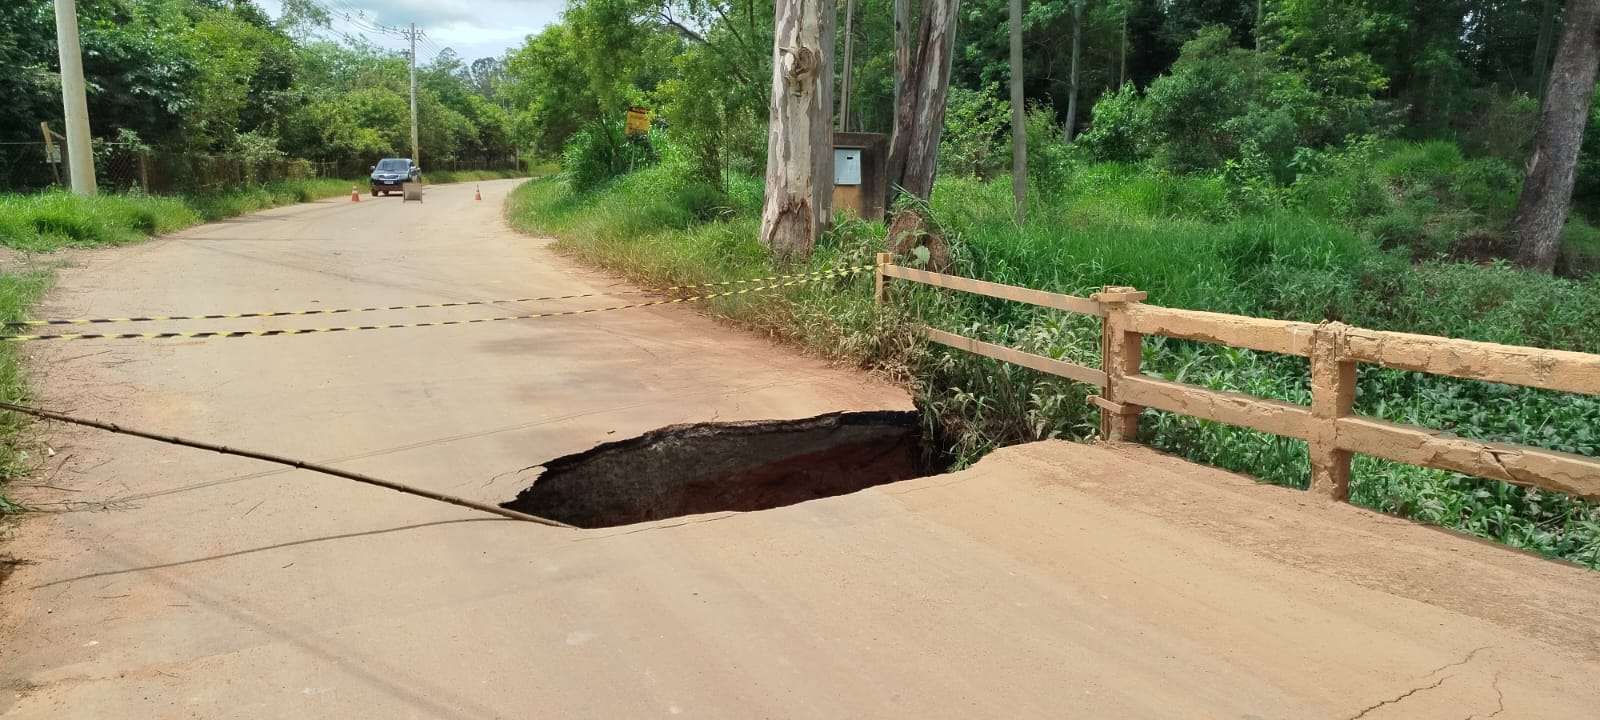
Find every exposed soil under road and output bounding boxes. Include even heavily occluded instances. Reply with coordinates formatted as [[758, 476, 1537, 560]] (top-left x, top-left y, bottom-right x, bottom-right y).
[[1, 180, 1597, 719], [504, 410, 934, 527]]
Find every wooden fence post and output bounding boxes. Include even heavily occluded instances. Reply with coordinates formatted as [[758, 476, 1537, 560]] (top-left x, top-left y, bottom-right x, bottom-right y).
[[1309, 321, 1356, 500], [875, 252, 891, 306], [1092, 286, 1147, 442], [138, 151, 150, 193]]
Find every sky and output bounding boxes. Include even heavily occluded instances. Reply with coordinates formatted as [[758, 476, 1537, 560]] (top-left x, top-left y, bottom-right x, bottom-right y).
[[254, 0, 565, 63]]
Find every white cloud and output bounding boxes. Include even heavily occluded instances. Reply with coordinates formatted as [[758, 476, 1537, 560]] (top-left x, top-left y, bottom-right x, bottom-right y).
[[256, 0, 563, 59]]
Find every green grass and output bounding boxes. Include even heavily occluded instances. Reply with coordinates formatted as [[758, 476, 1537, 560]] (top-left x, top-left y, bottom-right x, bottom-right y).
[[507, 154, 1600, 568], [0, 271, 53, 513], [0, 170, 530, 253]]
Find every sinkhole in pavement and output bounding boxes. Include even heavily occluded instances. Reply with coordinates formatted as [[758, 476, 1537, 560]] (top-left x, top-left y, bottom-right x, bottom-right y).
[[501, 410, 947, 529]]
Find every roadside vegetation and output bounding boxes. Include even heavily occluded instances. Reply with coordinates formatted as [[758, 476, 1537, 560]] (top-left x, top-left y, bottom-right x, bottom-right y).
[[494, 0, 1600, 567], [0, 170, 522, 252], [509, 139, 1600, 568]]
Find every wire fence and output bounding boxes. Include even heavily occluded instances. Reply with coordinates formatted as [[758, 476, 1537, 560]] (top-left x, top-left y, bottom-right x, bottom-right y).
[[308, 156, 522, 179], [1, 142, 521, 195]]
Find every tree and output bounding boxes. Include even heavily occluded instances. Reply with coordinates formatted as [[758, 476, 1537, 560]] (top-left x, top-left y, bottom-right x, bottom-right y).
[[1064, 0, 1084, 141], [759, 0, 836, 257], [1010, 0, 1026, 220], [1515, 0, 1600, 272], [886, 0, 961, 201]]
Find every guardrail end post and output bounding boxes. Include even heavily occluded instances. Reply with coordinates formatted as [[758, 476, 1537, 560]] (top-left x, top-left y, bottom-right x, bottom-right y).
[[1309, 321, 1355, 501], [874, 252, 892, 306], [1092, 286, 1145, 443]]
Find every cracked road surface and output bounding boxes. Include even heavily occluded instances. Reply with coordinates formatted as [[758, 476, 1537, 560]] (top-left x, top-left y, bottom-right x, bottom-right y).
[[2, 179, 1599, 718]]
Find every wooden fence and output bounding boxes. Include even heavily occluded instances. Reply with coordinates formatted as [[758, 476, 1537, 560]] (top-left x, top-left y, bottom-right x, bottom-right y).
[[874, 254, 1600, 503]]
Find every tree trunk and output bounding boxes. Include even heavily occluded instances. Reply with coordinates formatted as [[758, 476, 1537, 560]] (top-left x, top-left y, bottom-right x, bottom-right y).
[[1255, 0, 1264, 51], [886, 0, 961, 201], [1515, 0, 1600, 272], [1010, 0, 1026, 222], [893, 0, 910, 131], [1533, 0, 1559, 104], [1064, 1, 1083, 142], [839, 0, 855, 131], [1119, 5, 1128, 87], [760, 0, 837, 259]]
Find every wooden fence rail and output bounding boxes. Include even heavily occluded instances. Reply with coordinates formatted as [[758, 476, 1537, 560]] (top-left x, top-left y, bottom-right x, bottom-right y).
[[874, 256, 1600, 503]]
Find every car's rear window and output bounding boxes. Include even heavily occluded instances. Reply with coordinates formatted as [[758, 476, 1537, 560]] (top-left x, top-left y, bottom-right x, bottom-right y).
[[376, 159, 410, 171]]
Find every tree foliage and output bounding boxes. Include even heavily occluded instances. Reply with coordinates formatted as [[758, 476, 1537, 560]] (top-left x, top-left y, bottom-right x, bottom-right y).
[[3, 0, 514, 167]]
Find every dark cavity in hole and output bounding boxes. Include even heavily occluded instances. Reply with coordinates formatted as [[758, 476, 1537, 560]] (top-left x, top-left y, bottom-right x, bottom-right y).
[[501, 410, 948, 529]]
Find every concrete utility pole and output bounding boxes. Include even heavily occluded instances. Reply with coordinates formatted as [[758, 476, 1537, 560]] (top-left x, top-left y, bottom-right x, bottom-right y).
[[53, 0, 96, 195], [408, 22, 420, 166]]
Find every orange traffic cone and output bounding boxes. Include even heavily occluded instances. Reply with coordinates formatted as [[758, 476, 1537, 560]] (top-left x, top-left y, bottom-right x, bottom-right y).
[[474, 186, 482, 202], [350, 185, 360, 202]]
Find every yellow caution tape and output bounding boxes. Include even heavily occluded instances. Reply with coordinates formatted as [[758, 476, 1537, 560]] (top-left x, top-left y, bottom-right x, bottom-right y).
[[2, 266, 868, 342], [9, 265, 875, 327]]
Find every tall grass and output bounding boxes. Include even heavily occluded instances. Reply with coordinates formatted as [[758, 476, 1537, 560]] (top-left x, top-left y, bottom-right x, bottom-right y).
[[508, 153, 1600, 568]]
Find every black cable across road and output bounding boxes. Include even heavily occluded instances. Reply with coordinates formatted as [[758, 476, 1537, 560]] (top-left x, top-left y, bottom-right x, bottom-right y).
[[0, 401, 573, 527]]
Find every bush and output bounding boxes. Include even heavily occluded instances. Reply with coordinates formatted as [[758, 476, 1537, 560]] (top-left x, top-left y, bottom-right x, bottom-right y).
[[1078, 85, 1144, 163], [1287, 138, 1394, 220], [1024, 104, 1075, 193], [938, 84, 1010, 179], [1137, 27, 1386, 178], [1563, 216, 1600, 275], [561, 118, 658, 192], [1367, 209, 1429, 253]]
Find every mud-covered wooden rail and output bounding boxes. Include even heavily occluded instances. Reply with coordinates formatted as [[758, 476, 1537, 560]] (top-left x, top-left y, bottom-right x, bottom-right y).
[[875, 256, 1600, 504]]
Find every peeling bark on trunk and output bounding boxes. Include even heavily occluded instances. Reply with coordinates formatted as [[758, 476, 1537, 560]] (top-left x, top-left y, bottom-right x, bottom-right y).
[[1515, 0, 1600, 272], [886, 0, 961, 202], [760, 0, 837, 259]]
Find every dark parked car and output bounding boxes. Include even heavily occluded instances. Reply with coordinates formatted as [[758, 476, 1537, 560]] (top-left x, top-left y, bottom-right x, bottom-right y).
[[369, 158, 420, 196]]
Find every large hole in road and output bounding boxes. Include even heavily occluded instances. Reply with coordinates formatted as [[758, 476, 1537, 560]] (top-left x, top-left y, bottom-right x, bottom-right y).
[[500, 410, 947, 529]]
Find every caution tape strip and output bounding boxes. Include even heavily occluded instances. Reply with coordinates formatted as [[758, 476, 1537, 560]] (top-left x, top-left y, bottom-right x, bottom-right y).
[[9, 264, 875, 327], [1, 266, 868, 342]]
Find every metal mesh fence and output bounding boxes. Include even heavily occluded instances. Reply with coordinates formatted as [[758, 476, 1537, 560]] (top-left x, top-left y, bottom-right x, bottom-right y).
[[3, 145, 521, 194], [0, 142, 66, 191]]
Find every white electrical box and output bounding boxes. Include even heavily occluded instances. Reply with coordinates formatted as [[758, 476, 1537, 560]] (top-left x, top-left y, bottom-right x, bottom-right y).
[[834, 148, 862, 185]]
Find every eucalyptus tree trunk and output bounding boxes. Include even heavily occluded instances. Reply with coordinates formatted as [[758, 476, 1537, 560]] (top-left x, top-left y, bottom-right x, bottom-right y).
[[1010, 0, 1026, 222], [1533, 0, 1560, 105], [886, 0, 961, 201], [759, 0, 837, 259], [839, 0, 855, 131], [893, 0, 910, 129], [1119, 5, 1128, 87], [1064, 0, 1083, 142], [1255, 0, 1264, 50], [1515, 0, 1600, 272]]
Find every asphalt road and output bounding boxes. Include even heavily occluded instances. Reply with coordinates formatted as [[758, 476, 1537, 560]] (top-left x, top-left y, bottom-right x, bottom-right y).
[[2, 179, 1597, 718]]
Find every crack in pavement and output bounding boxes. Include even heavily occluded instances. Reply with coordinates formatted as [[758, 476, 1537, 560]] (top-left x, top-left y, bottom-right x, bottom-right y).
[[1347, 675, 1452, 720], [1420, 645, 1493, 678], [1463, 672, 1506, 720]]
